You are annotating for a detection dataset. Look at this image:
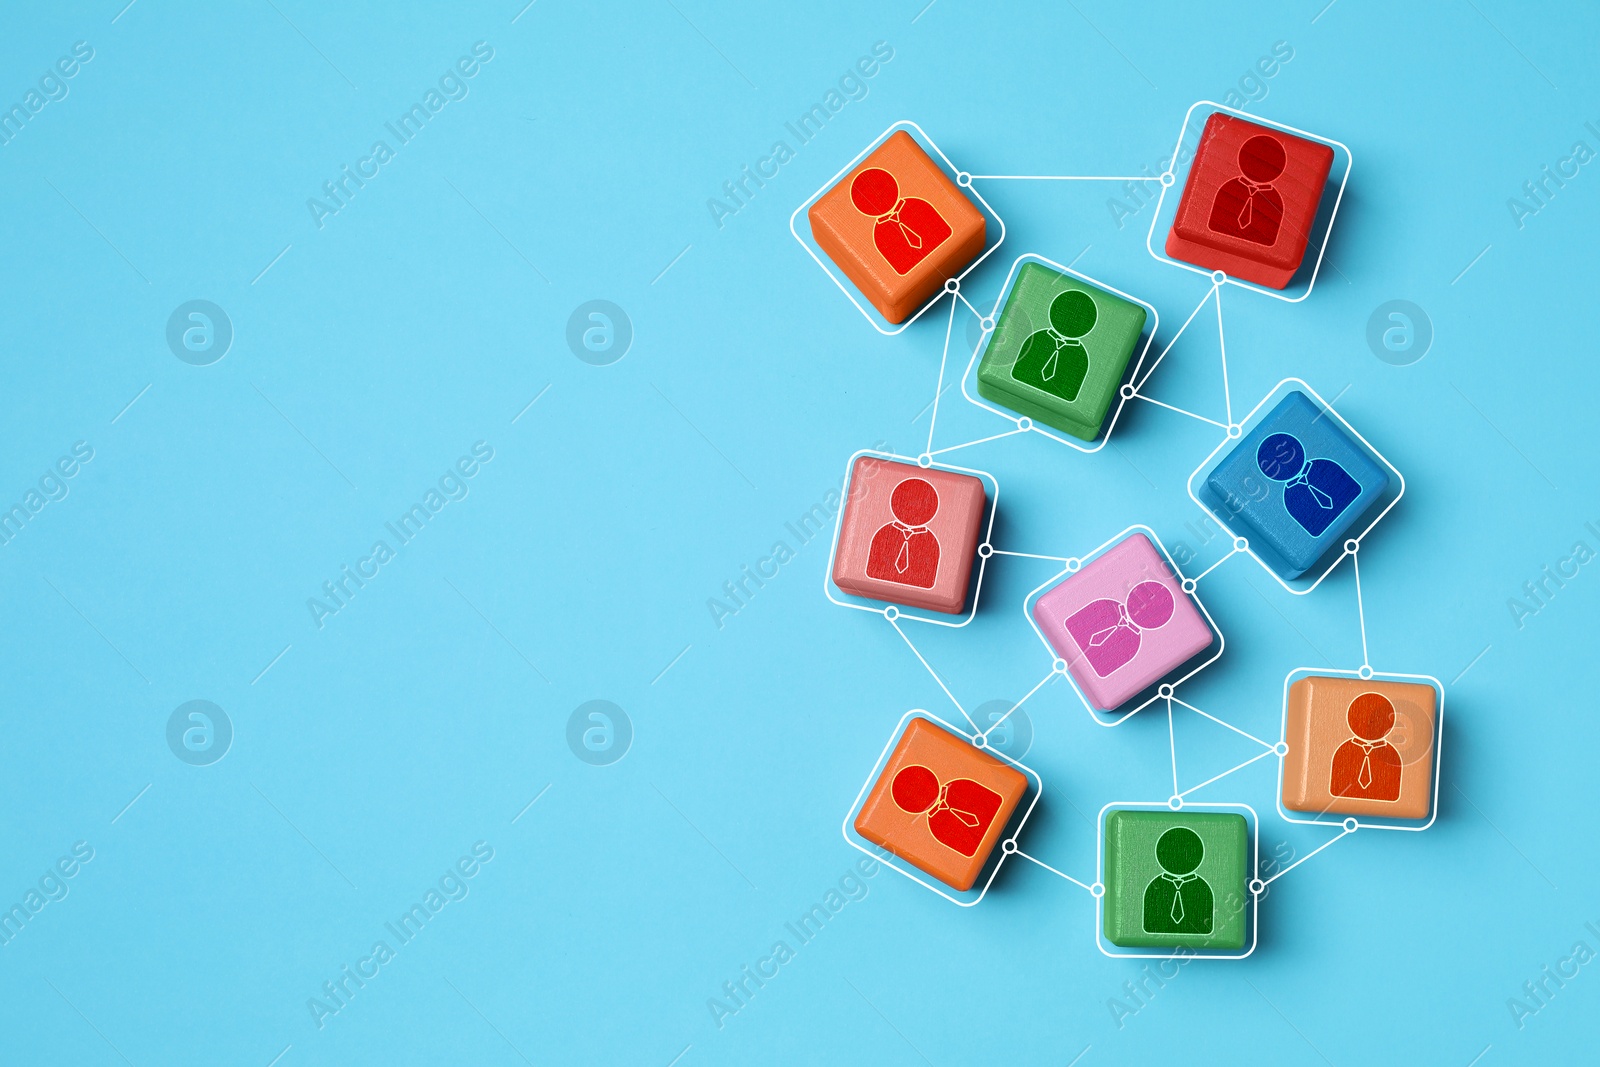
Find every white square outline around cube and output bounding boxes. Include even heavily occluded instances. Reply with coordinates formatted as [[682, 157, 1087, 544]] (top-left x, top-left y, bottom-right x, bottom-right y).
[[841, 709, 1043, 908], [1274, 667, 1445, 833], [822, 448, 1000, 629], [1143, 101, 1353, 304], [1021, 524, 1224, 728], [1094, 801, 1259, 961], [790, 120, 1007, 336], [958, 253, 1161, 455], [1185, 378, 1405, 597]]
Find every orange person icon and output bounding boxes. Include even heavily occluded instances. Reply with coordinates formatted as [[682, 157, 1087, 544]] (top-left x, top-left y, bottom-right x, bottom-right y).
[[1206, 134, 1287, 246], [1329, 692, 1403, 801], [850, 167, 953, 276], [865, 478, 941, 588], [890, 764, 1004, 857]]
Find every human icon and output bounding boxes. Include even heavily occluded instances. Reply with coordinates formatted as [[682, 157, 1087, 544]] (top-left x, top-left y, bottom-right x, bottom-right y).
[[891, 764, 1003, 857], [866, 478, 941, 588], [1142, 826, 1214, 934], [850, 168, 952, 276], [1256, 432, 1361, 537], [1011, 289, 1097, 402], [1062, 580, 1174, 677], [1329, 692, 1403, 801], [1207, 134, 1287, 246]]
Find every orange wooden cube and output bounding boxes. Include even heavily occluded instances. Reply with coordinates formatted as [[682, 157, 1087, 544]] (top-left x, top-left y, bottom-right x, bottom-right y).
[[809, 131, 986, 324], [854, 717, 1027, 891], [1282, 675, 1436, 820]]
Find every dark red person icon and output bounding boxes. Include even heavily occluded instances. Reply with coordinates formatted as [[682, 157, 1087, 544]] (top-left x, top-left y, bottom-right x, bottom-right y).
[[1329, 692, 1403, 801], [1206, 135, 1287, 246], [850, 167, 952, 276], [891, 764, 1003, 856], [866, 478, 941, 588]]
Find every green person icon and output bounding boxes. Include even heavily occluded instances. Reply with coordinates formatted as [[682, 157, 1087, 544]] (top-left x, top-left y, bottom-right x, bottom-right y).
[[1010, 288, 1097, 403], [1142, 826, 1214, 935]]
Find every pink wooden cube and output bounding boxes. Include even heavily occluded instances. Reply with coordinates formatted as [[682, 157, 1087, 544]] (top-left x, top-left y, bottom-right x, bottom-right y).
[[832, 456, 986, 615], [1033, 532, 1212, 711]]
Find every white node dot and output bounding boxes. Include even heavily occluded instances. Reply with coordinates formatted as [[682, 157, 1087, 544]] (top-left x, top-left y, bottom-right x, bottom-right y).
[[1064, 557, 1081, 572], [1343, 818, 1359, 832], [883, 606, 899, 621], [1345, 538, 1360, 554], [978, 542, 994, 558], [1227, 423, 1242, 439], [980, 317, 994, 332], [1158, 683, 1174, 699], [1249, 878, 1265, 895], [1090, 881, 1105, 897], [1274, 741, 1290, 757], [1211, 270, 1227, 285], [1159, 172, 1175, 187], [1167, 795, 1183, 810], [956, 171, 972, 187], [1181, 579, 1196, 594], [1233, 537, 1248, 552], [1017, 416, 1033, 431], [1001, 838, 1017, 854], [1358, 665, 1374, 680], [1120, 384, 1136, 399], [973, 734, 988, 749], [944, 278, 960, 294], [917, 453, 933, 468], [1053, 658, 1069, 674]]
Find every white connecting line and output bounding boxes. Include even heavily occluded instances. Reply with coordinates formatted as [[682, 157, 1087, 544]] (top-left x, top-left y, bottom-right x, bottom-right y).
[[1261, 823, 1356, 887], [1011, 847, 1097, 893], [1352, 548, 1371, 670], [887, 613, 978, 733], [1125, 282, 1234, 432], [979, 666, 1059, 740]]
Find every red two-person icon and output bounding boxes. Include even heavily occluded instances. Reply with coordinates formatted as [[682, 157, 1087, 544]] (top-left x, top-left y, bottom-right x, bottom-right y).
[[891, 764, 1003, 856], [866, 478, 941, 588], [1329, 692, 1402, 801], [850, 168, 952, 276]]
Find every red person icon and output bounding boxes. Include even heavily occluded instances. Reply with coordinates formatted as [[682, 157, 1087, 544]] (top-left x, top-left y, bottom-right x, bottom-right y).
[[850, 167, 952, 276], [1206, 134, 1287, 247], [1329, 692, 1403, 801], [891, 764, 1003, 857], [866, 478, 941, 588]]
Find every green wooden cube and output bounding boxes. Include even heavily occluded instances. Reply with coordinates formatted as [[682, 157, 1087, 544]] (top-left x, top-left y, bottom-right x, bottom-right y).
[[1102, 809, 1249, 950], [976, 262, 1147, 441]]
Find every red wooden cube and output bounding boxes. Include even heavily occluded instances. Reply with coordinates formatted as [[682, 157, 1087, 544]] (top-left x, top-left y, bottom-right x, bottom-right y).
[[1165, 114, 1334, 289], [832, 457, 985, 615]]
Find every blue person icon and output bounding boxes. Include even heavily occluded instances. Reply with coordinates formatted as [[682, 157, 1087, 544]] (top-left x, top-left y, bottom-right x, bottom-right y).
[[1256, 432, 1361, 537]]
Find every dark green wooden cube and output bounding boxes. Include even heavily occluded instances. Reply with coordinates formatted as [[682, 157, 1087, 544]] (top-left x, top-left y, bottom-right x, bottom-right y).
[[1103, 809, 1249, 950], [977, 262, 1146, 441]]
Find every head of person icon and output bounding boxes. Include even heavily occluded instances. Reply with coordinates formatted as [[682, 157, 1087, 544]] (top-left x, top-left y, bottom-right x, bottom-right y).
[[850, 167, 901, 217], [1155, 825, 1203, 878], [1347, 691, 1396, 743], [1256, 431, 1307, 482], [1048, 289, 1097, 340], [891, 764, 940, 813], [890, 477, 939, 527], [1237, 134, 1286, 184]]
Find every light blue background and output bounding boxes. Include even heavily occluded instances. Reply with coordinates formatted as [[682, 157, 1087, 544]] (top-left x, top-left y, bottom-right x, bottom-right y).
[[1, 2, 1596, 1064]]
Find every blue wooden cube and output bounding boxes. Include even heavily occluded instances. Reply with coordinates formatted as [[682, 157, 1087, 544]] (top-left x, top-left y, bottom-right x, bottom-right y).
[[1203, 392, 1388, 579]]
